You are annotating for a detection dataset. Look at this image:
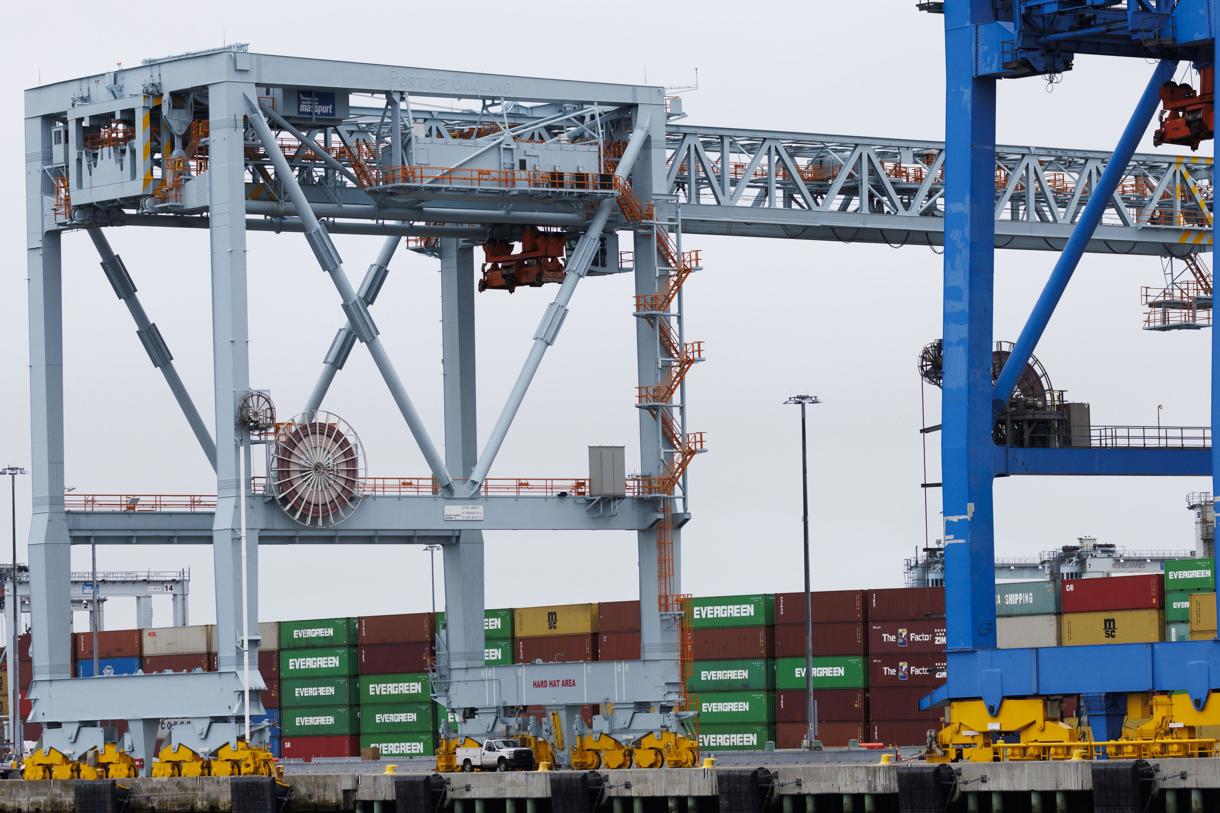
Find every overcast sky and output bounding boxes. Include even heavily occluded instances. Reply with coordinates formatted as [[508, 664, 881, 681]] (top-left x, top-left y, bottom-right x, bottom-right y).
[[1, 3, 1211, 631]]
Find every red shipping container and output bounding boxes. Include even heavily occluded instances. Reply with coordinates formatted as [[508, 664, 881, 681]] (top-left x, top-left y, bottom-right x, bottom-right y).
[[598, 632, 640, 661], [259, 648, 279, 680], [23, 723, 42, 741], [18, 633, 30, 661], [261, 676, 280, 709], [692, 627, 774, 661], [281, 734, 359, 759], [868, 687, 945, 721], [515, 634, 597, 664], [867, 620, 947, 654], [775, 623, 865, 657], [868, 720, 938, 746], [18, 660, 31, 690], [775, 689, 866, 723], [776, 721, 865, 749], [359, 642, 432, 675], [1060, 574, 1162, 613], [74, 629, 142, 660], [774, 590, 867, 625], [142, 653, 211, 673], [868, 654, 947, 688], [359, 612, 434, 645], [597, 600, 641, 633], [866, 588, 945, 622]]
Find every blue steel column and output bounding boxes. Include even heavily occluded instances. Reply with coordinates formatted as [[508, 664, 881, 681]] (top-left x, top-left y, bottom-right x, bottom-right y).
[[942, 0, 999, 653], [25, 114, 72, 684], [1214, 28, 1219, 636]]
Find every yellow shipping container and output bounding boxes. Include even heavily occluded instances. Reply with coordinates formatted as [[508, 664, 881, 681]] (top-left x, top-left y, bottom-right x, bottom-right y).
[[1190, 592, 1217, 635], [1060, 610, 1164, 646], [514, 603, 599, 638]]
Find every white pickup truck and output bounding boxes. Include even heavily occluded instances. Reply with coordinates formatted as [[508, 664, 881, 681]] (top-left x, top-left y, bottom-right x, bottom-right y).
[[456, 738, 536, 772]]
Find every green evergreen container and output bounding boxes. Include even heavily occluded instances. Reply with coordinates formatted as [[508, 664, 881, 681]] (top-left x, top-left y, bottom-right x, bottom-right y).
[[696, 691, 773, 725], [484, 640, 512, 666], [280, 647, 357, 678], [435, 609, 514, 640], [689, 595, 774, 629], [281, 676, 359, 707], [360, 732, 436, 758], [359, 673, 430, 705], [995, 581, 1059, 617], [281, 705, 359, 737], [687, 659, 773, 692], [1166, 621, 1192, 642], [279, 617, 358, 649], [1164, 558, 1215, 592], [774, 656, 866, 690], [360, 702, 435, 734], [697, 724, 773, 752], [1167, 591, 1195, 624]]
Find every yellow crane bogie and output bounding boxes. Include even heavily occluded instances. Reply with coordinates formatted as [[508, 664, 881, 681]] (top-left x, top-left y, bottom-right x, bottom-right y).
[[633, 731, 699, 769], [152, 743, 210, 778], [934, 698, 1088, 764]]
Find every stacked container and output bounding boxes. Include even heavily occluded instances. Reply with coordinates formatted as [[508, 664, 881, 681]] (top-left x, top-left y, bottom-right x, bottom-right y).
[[866, 587, 945, 745], [995, 581, 1060, 648], [598, 600, 641, 660], [359, 671, 436, 757], [258, 621, 281, 756], [140, 625, 214, 674], [690, 595, 776, 750], [1189, 591, 1217, 639], [772, 590, 867, 747], [1059, 575, 1163, 646], [74, 630, 142, 677], [436, 608, 514, 666], [1163, 558, 1214, 641], [279, 617, 360, 759], [514, 604, 599, 664]]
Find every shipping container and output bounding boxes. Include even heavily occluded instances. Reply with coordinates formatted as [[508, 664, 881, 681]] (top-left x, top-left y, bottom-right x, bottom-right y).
[[697, 724, 773, 752], [687, 659, 773, 693], [696, 691, 773, 725], [280, 647, 357, 679], [868, 720, 939, 746], [774, 623, 865, 657], [18, 633, 30, 661], [435, 609, 513, 641], [777, 721, 865, 749], [360, 613, 434, 646], [1190, 592, 1217, 634], [515, 634, 597, 664], [514, 604, 598, 638], [774, 656, 866, 690], [1166, 591, 1194, 624], [867, 654, 947, 688], [774, 590, 867, 625], [995, 581, 1059, 617], [867, 687, 946, 721], [141, 653, 211, 673], [73, 630, 142, 660], [484, 640, 512, 666], [866, 588, 944, 622], [358, 643, 431, 675], [997, 614, 1059, 649], [692, 628, 774, 661], [281, 676, 359, 707], [359, 732, 435, 758], [1060, 610, 1164, 646], [263, 677, 281, 710], [76, 656, 141, 678], [259, 621, 280, 651], [359, 673, 430, 705], [1164, 558, 1215, 592], [141, 625, 214, 656], [597, 600, 641, 633], [1167, 622, 1192, 642], [1060, 574, 1162, 614], [689, 595, 774, 630], [281, 734, 359, 759], [281, 705, 359, 737], [774, 689, 866, 723], [867, 620, 946, 654], [597, 632, 640, 661], [360, 702, 434, 734], [280, 617, 358, 650], [259, 648, 280, 680]]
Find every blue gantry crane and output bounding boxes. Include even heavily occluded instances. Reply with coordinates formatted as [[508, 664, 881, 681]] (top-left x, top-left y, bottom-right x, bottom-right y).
[[923, 0, 1220, 760]]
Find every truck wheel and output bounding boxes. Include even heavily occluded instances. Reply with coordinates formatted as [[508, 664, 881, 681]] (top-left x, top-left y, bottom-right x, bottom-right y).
[[462, 759, 474, 772], [496, 757, 508, 772]]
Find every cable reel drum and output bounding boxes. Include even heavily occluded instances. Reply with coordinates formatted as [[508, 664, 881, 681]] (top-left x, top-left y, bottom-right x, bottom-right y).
[[269, 411, 366, 527]]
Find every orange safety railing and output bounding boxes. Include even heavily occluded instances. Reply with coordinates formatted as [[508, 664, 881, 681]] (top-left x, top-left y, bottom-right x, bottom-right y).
[[190, 119, 210, 175], [1145, 306, 1214, 330], [637, 341, 704, 405], [84, 122, 136, 151], [65, 494, 217, 512], [378, 165, 615, 194], [1141, 281, 1213, 306], [52, 175, 71, 221]]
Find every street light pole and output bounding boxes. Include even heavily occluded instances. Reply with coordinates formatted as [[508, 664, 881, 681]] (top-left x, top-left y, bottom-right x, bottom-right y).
[[784, 396, 821, 750], [2, 466, 27, 764]]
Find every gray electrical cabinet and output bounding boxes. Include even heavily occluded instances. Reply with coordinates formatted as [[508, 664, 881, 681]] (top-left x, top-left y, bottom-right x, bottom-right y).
[[589, 446, 626, 498], [1066, 402, 1092, 448]]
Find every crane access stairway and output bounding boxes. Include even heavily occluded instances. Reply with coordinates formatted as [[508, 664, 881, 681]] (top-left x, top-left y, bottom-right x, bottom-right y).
[[1143, 254, 1213, 330]]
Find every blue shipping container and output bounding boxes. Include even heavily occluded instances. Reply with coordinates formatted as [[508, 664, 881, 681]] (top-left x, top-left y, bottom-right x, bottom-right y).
[[252, 709, 281, 725], [76, 656, 141, 677]]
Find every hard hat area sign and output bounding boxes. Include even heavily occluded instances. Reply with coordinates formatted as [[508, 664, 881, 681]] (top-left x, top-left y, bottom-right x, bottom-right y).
[[532, 678, 577, 689]]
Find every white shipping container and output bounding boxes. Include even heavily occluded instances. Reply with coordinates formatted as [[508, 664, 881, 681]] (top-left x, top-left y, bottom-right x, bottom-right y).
[[141, 624, 215, 656], [997, 614, 1059, 649], [259, 621, 280, 651]]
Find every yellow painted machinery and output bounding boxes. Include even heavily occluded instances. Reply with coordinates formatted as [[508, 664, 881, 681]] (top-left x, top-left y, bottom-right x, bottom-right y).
[[569, 732, 633, 770], [631, 730, 699, 769], [23, 743, 137, 781], [151, 744, 210, 778], [435, 736, 479, 773], [1110, 693, 1220, 759], [928, 698, 1090, 763], [151, 740, 280, 778]]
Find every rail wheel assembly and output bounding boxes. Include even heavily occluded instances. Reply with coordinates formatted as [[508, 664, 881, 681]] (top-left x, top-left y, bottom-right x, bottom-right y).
[[23, 743, 137, 781], [270, 411, 365, 527], [632, 730, 698, 769]]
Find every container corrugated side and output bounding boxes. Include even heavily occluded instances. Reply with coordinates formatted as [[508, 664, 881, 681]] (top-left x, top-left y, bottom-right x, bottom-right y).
[[279, 618, 358, 649], [696, 691, 774, 725], [1167, 621, 1192, 641], [1164, 558, 1215, 592], [141, 625, 214, 656], [995, 581, 1059, 617], [280, 647, 357, 678], [1166, 591, 1194, 624], [358, 673, 430, 705], [280, 676, 359, 707], [686, 659, 773, 693], [360, 732, 435, 758], [258, 622, 280, 652], [689, 595, 774, 629], [1060, 575, 1161, 614], [359, 702, 434, 733], [774, 656, 866, 690], [996, 614, 1059, 649], [280, 705, 359, 737], [484, 640, 512, 666], [513, 604, 599, 638], [1060, 610, 1164, 646], [697, 724, 774, 752], [435, 609, 513, 640], [1190, 592, 1217, 634]]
